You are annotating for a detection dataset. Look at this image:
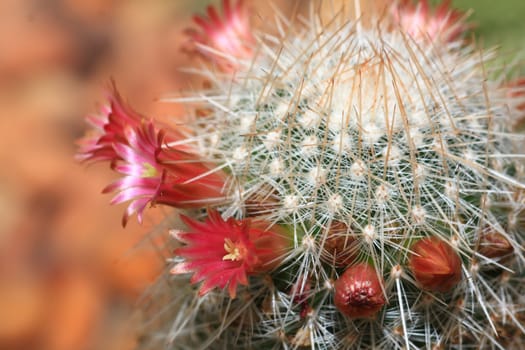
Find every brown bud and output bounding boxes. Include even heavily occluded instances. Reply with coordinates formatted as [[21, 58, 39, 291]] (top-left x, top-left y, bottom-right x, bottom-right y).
[[409, 237, 462, 293], [478, 231, 513, 260], [244, 187, 280, 217], [334, 263, 385, 319], [321, 221, 358, 267]]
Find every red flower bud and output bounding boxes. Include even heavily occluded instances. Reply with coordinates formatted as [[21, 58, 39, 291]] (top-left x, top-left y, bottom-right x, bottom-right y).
[[409, 237, 462, 293], [334, 263, 385, 319]]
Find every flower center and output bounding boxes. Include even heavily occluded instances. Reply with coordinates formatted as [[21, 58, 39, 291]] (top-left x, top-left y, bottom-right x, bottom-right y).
[[141, 162, 158, 178], [223, 238, 246, 261]]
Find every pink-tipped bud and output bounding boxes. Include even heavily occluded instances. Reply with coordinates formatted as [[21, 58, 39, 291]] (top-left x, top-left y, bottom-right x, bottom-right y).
[[334, 263, 385, 319], [409, 237, 462, 293]]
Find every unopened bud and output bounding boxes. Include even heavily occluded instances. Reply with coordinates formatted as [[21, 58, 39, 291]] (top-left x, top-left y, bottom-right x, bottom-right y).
[[478, 230, 513, 260], [321, 221, 358, 267], [409, 237, 462, 293], [334, 263, 385, 319]]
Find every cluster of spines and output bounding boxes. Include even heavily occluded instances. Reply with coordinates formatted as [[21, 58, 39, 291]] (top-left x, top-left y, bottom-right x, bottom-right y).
[[183, 3, 525, 346], [76, 1, 525, 349]]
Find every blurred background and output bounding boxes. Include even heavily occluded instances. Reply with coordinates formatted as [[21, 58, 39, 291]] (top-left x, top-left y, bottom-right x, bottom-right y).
[[0, 1, 523, 349]]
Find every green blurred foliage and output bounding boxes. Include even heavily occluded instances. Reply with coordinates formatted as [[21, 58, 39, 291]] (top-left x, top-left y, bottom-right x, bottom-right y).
[[447, 0, 525, 51], [430, 0, 525, 75]]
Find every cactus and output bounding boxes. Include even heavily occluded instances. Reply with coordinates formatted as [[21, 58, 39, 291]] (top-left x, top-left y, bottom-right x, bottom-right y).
[[78, 1, 525, 349]]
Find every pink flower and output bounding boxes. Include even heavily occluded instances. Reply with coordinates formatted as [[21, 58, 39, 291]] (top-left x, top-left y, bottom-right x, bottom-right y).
[[334, 263, 385, 319], [171, 210, 289, 298], [391, 0, 468, 42], [77, 83, 226, 225], [103, 122, 226, 226], [186, 0, 254, 71], [408, 237, 462, 292], [76, 82, 144, 163]]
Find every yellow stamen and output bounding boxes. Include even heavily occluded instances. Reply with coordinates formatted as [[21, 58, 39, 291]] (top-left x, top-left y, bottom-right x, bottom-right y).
[[223, 238, 243, 261], [141, 162, 158, 178]]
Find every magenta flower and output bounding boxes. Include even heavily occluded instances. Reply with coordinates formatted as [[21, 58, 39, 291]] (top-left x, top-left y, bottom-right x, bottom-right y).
[[171, 210, 289, 298], [76, 82, 144, 163], [77, 82, 227, 225], [187, 0, 254, 71], [391, 0, 468, 42], [103, 122, 226, 226]]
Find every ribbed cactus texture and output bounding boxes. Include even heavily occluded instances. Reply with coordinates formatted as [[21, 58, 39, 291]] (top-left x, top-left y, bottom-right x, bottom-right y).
[[107, 1, 525, 349]]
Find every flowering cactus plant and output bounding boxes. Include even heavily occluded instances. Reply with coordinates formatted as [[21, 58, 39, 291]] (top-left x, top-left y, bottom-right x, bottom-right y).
[[78, 0, 525, 348]]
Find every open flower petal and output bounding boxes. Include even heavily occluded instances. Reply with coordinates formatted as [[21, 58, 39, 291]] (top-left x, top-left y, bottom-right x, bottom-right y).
[[171, 210, 289, 298], [97, 119, 226, 225], [76, 81, 144, 163]]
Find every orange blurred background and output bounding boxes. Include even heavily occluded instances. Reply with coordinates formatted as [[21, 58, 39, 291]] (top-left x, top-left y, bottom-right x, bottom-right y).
[[0, 1, 216, 349], [0, 1, 300, 349], [4, 0, 524, 348], [2, 0, 524, 349]]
